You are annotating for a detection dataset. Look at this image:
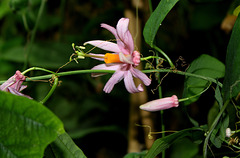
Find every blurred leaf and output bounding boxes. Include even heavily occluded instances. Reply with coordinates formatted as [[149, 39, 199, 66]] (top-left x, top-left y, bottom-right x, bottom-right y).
[[9, 0, 28, 13], [0, 42, 88, 69], [233, 5, 240, 16], [169, 137, 199, 158], [0, 0, 11, 19], [46, 132, 87, 158], [69, 125, 124, 139], [223, 15, 240, 101], [0, 90, 64, 158], [123, 151, 147, 158], [189, 3, 227, 30], [143, 0, 179, 47], [183, 54, 225, 105], [145, 127, 204, 158]]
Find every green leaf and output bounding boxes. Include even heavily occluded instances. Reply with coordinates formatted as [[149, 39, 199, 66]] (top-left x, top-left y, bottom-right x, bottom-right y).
[[169, 137, 199, 158], [123, 151, 147, 158], [183, 54, 225, 105], [9, 0, 28, 13], [215, 85, 223, 108], [210, 113, 229, 148], [46, 132, 87, 158], [145, 127, 204, 158], [143, 0, 179, 47], [0, 91, 64, 158], [223, 15, 240, 101], [0, 0, 11, 19]]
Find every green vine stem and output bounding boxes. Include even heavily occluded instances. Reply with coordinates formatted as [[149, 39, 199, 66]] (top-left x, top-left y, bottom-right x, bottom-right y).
[[22, 67, 56, 75], [40, 75, 59, 104], [179, 82, 212, 102], [203, 100, 230, 158], [153, 45, 175, 68], [0, 68, 223, 88], [23, 0, 47, 70]]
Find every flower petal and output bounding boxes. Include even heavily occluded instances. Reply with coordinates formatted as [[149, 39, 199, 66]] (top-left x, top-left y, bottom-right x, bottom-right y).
[[84, 40, 121, 53], [139, 95, 179, 112], [124, 71, 143, 93], [91, 64, 120, 77], [119, 52, 133, 64], [130, 68, 151, 86], [101, 23, 118, 39], [116, 18, 134, 54], [8, 87, 32, 99], [89, 53, 105, 61], [103, 70, 125, 93]]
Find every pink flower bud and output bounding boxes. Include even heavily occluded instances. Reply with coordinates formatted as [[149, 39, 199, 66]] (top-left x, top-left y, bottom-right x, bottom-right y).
[[140, 95, 179, 112]]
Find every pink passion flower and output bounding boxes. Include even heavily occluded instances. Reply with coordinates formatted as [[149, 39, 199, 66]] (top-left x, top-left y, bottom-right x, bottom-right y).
[[84, 18, 151, 93], [0, 70, 32, 99], [140, 95, 179, 112]]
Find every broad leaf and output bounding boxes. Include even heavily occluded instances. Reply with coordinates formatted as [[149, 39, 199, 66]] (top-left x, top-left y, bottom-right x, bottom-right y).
[[46, 132, 87, 158], [143, 0, 179, 47], [223, 15, 240, 101], [0, 91, 64, 158], [183, 54, 225, 105], [145, 127, 204, 158]]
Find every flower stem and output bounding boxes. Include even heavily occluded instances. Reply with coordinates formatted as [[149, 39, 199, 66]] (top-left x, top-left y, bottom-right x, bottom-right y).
[[140, 56, 163, 61], [40, 75, 59, 104], [23, 0, 47, 70], [155, 53, 165, 158], [143, 69, 223, 88], [0, 68, 223, 88], [153, 45, 175, 68], [203, 100, 230, 158], [179, 82, 212, 102], [21, 67, 55, 75]]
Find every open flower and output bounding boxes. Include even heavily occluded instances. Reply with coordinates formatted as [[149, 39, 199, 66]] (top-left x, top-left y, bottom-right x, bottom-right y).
[[140, 95, 179, 112], [84, 18, 151, 93], [0, 70, 31, 99]]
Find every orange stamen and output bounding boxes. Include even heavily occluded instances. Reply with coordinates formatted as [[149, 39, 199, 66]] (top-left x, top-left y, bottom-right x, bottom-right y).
[[104, 53, 122, 64]]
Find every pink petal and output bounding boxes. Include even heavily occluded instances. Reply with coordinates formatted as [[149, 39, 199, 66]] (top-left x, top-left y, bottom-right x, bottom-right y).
[[89, 53, 105, 61], [8, 87, 32, 99], [84, 40, 121, 53], [124, 71, 143, 93], [91, 64, 120, 77], [140, 95, 179, 112], [101, 23, 118, 39], [103, 70, 125, 93], [119, 52, 133, 64], [116, 18, 134, 54], [130, 68, 151, 86]]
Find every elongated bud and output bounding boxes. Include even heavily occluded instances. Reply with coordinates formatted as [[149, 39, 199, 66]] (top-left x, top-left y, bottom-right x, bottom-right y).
[[140, 95, 179, 112]]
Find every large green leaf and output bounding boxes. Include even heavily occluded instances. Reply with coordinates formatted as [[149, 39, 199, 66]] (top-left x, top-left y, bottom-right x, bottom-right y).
[[145, 127, 204, 158], [143, 0, 179, 47], [223, 15, 240, 101], [0, 91, 64, 158], [183, 54, 225, 105], [46, 132, 87, 158]]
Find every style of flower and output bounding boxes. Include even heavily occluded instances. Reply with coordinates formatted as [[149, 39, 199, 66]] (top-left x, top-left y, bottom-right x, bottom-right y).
[[84, 18, 151, 93], [0, 70, 32, 99], [140, 95, 179, 112]]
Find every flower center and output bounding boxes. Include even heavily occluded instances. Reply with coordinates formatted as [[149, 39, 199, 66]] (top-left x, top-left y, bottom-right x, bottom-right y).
[[104, 53, 122, 64]]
